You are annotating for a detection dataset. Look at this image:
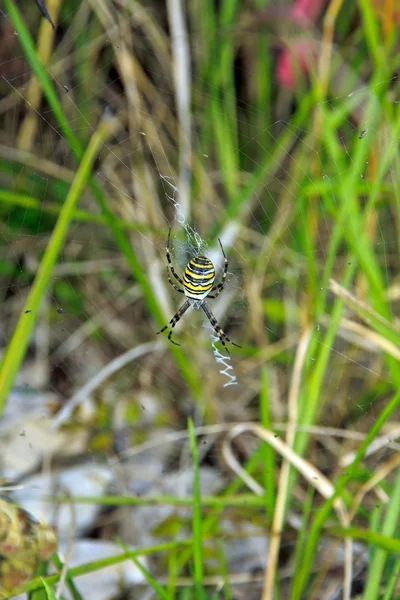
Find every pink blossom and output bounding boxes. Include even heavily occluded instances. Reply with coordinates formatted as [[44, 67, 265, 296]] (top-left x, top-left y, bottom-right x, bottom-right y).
[[277, 39, 317, 90], [290, 0, 327, 26], [277, 0, 327, 89]]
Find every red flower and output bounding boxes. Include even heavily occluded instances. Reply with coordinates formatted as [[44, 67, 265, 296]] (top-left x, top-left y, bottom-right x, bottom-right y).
[[277, 0, 327, 89], [277, 39, 317, 89], [290, 0, 327, 26]]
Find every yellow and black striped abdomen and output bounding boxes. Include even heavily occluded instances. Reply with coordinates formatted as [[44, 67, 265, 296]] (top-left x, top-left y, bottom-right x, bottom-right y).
[[183, 256, 215, 299]]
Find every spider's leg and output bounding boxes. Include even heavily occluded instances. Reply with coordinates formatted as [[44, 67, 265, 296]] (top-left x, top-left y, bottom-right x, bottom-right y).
[[157, 300, 191, 345], [201, 302, 241, 352], [168, 261, 184, 286], [167, 266, 185, 294], [165, 227, 184, 286], [209, 238, 228, 299]]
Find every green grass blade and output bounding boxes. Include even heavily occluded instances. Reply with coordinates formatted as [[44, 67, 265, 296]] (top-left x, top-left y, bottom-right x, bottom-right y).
[[291, 388, 400, 599], [358, 0, 385, 69], [211, 94, 313, 238], [52, 494, 269, 508], [295, 263, 356, 455], [0, 120, 111, 415], [52, 554, 84, 600], [290, 486, 315, 597], [329, 278, 400, 348], [188, 417, 204, 586], [382, 557, 400, 600], [12, 539, 193, 596], [329, 526, 400, 554], [29, 561, 48, 600], [216, 539, 233, 600], [0, 189, 155, 234], [40, 578, 57, 600], [173, 444, 270, 577], [130, 556, 170, 600], [260, 366, 275, 518], [4, 0, 80, 156], [362, 466, 400, 599]]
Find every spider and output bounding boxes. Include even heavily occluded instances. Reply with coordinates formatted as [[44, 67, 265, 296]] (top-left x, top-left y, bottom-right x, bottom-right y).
[[157, 229, 241, 353]]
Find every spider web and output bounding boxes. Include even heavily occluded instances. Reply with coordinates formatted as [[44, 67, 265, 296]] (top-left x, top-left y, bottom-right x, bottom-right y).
[[157, 173, 240, 387], [0, 0, 400, 596]]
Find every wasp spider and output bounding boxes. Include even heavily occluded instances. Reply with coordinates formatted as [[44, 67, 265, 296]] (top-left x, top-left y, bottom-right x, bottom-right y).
[[157, 229, 241, 352]]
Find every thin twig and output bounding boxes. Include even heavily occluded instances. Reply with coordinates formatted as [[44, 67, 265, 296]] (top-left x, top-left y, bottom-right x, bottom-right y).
[[52, 341, 160, 428], [262, 329, 312, 600]]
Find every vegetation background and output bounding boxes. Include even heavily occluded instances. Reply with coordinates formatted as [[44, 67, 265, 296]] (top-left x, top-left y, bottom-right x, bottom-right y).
[[0, 0, 400, 598]]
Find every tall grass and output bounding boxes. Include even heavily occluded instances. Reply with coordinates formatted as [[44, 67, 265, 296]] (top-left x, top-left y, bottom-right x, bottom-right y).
[[0, 0, 400, 598]]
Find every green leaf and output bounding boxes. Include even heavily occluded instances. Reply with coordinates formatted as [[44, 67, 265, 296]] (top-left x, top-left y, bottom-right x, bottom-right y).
[[129, 556, 170, 600], [0, 122, 110, 414], [40, 578, 57, 600], [329, 526, 400, 554], [188, 418, 203, 586]]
